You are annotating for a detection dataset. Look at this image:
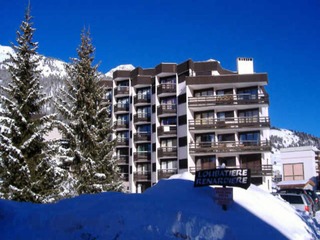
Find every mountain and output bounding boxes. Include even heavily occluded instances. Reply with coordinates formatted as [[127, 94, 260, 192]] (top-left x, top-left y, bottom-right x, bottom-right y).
[[270, 127, 320, 153], [1, 44, 320, 149]]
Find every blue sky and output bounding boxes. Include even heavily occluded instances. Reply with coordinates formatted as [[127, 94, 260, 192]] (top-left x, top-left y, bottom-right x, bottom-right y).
[[1, 0, 320, 137]]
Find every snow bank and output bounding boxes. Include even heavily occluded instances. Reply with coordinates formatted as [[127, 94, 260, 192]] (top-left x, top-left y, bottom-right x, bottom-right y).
[[0, 173, 319, 239]]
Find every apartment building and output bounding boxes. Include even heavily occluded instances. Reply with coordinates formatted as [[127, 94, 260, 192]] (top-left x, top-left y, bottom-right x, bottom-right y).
[[103, 58, 272, 193]]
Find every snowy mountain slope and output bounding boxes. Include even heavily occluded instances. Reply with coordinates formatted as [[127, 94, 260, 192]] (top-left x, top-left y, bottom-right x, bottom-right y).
[[105, 64, 135, 79]]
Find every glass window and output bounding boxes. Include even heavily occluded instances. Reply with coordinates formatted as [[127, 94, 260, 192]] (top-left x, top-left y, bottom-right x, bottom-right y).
[[160, 117, 176, 125], [239, 131, 260, 142], [194, 88, 214, 97]]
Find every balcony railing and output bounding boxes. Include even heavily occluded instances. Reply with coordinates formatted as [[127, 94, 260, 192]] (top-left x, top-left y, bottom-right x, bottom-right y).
[[157, 125, 177, 136], [189, 140, 271, 154], [134, 113, 151, 123], [157, 83, 176, 95], [189, 164, 273, 177], [134, 94, 151, 104], [114, 121, 129, 130], [134, 171, 151, 181], [189, 117, 270, 130], [114, 86, 129, 95], [188, 94, 269, 107], [134, 152, 151, 162], [134, 133, 151, 142], [158, 169, 178, 179], [115, 155, 129, 165], [116, 138, 129, 146], [157, 104, 176, 115], [158, 147, 177, 158], [114, 103, 129, 112]]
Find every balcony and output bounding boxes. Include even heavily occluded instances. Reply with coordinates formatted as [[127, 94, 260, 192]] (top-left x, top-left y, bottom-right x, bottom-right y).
[[157, 125, 177, 136], [189, 140, 271, 154], [158, 147, 177, 158], [158, 169, 178, 179], [115, 155, 129, 165], [120, 172, 129, 181], [114, 103, 129, 112], [189, 117, 270, 131], [134, 133, 151, 142], [157, 104, 176, 116], [157, 84, 176, 95], [114, 121, 129, 130], [188, 94, 269, 108], [134, 94, 151, 105], [134, 152, 151, 162], [189, 165, 273, 177], [114, 86, 129, 96], [134, 171, 151, 181], [134, 113, 151, 123], [116, 137, 129, 147]]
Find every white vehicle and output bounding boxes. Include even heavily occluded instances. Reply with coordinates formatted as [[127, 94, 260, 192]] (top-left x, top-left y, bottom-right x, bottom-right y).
[[279, 193, 313, 215]]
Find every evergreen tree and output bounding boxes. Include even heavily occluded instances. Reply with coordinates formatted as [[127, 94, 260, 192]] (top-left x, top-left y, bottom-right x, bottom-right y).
[[0, 5, 56, 202], [55, 29, 121, 194]]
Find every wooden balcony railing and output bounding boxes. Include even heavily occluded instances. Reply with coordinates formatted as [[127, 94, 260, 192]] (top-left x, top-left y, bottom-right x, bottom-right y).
[[114, 103, 129, 112], [189, 140, 271, 154], [158, 147, 177, 158], [157, 104, 176, 115], [157, 84, 176, 95], [134, 152, 151, 162], [116, 138, 129, 146], [158, 169, 178, 179], [116, 155, 129, 165], [134, 171, 151, 181], [134, 95, 151, 104], [189, 117, 270, 130], [134, 113, 151, 123], [157, 125, 177, 136], [188, 94, 269, 107], [134, 133, 151, 142], [114, 86, 129, 95]]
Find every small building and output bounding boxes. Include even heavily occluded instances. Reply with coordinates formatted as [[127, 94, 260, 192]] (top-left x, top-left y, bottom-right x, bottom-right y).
[[277, 146, 320, 190]]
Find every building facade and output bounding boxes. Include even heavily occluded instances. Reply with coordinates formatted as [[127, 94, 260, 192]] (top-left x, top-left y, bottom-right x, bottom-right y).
[[102, 58, 272, 193], [277, 146, 320, 190]]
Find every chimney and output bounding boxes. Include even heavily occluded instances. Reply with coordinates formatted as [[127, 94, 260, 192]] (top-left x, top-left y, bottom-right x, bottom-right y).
[[237, 57, 254, 74]]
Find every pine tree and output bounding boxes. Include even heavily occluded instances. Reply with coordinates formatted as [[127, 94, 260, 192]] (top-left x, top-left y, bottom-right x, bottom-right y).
[[55, 29, 122, 195], [0, 5, 56, 202]]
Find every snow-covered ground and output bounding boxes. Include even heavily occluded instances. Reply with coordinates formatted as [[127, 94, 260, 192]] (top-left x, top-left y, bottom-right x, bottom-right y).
[[0, 172, 319, 239]]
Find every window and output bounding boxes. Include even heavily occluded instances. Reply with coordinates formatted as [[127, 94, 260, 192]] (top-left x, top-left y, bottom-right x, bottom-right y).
[[136, 87, 150, 100], [195, 156, 216, 170], [218, 157, 236, 167], [238, 109, 259, 118], [194, 88, 213, 97], [137, 143, 151, 153], [195, 133, 215, 144], [137, 124, 151, 134], [161, 159, 177, 170], [217, 111, 234, 120], [136, 106, 151, 117], [237, 87, 258, 100], [283, 163, 304, 181], [160, 76, 176, 84], [117, 114, 128, 124], [216, 88, 233, 96], [239, 131, 260, 144], [160, 96, 176, 105], [194, 111, 214, 125], [160, 117, 176, 125], [218, 134, 235, 142]]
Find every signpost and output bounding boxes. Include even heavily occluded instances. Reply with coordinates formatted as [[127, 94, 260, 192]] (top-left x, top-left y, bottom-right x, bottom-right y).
[[194, 168, 251, 210]]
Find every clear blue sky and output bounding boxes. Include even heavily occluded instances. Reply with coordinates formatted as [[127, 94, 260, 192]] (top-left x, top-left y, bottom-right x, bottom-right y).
[[1, 0, 320, 137]]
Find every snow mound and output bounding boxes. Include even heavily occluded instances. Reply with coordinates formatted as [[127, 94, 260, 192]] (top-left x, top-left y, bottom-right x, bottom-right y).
[[0, 176, 319, 239]]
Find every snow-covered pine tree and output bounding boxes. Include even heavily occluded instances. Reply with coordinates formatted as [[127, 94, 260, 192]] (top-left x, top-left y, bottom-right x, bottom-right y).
[[55, 28, 122, 195], [0, 5, 57, 202]]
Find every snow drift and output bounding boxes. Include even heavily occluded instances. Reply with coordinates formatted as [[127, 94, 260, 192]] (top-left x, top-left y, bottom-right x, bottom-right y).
[[0, 173, 319, 239]]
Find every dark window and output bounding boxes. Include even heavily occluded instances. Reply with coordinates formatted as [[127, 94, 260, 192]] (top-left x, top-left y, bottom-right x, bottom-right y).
[[178, 115, 187, 126], [152, 163, 156, 172], [152, 143, 156, 152], [179, 159, 188, 169], [178, 93, 186, 104], [179, 136, 187, 147]]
